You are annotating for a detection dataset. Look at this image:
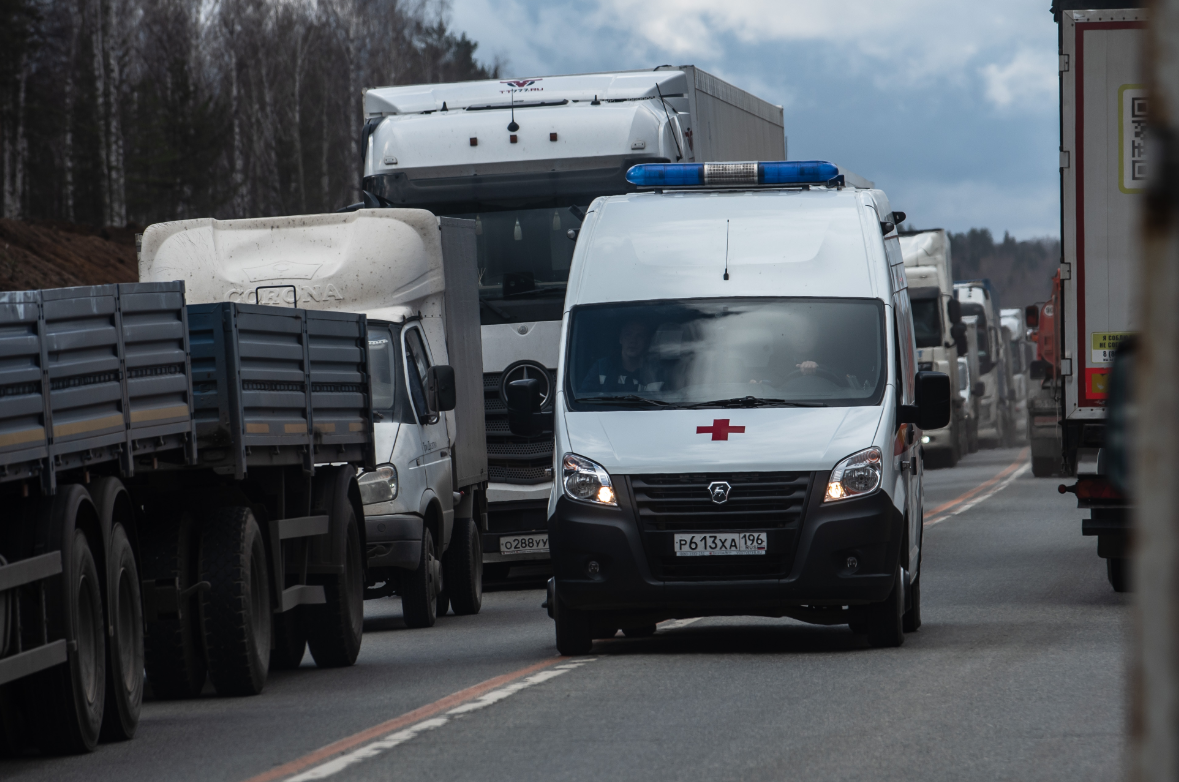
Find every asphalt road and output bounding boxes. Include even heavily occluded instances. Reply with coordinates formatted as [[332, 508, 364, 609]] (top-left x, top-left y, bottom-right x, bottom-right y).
[[1, 447, 1128, 781]]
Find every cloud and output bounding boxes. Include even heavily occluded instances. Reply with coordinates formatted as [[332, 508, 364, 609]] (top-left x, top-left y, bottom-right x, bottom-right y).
[[981, 48, 1058, 108]]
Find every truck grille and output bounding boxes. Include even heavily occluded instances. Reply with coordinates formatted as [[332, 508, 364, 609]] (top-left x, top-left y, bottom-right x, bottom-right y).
[[484, 371, 554, 485], [625, 472, 813, 582], [628, 472, 811, 532]]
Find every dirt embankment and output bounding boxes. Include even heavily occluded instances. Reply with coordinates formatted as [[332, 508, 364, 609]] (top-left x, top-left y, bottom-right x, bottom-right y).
[[0, 219, 140, 292]]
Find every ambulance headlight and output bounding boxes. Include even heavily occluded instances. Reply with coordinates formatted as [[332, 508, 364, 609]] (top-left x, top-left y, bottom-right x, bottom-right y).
[[562, 453, 617, 506], [824, 447, 882, 503]]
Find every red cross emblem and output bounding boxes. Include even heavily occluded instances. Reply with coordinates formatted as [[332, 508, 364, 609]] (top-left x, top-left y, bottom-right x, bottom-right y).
[[696, 419, 745, 441]]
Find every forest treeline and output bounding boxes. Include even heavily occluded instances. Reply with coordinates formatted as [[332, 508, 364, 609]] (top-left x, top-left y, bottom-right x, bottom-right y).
[[0, 0, 498, 229], [949, 228, 1061, 312]]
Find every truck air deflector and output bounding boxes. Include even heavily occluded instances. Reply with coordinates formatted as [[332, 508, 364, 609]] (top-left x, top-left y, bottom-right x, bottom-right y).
[[625, 161, 841, 188]]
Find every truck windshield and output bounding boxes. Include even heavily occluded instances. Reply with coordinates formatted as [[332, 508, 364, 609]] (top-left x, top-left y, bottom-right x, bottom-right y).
[[910, 297, 942, 348], [451, 206, 588, 325], [566, 297, 886, 409]]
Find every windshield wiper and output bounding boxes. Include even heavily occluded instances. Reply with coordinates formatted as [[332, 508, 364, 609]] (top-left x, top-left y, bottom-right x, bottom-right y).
[[501, 288, 566, 300], [684, 396, 827, 409], [579, 395, 676, 407]]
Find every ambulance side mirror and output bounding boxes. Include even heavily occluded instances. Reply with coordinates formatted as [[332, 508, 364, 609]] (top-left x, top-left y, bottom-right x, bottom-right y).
[[901, 371, 951, 431]]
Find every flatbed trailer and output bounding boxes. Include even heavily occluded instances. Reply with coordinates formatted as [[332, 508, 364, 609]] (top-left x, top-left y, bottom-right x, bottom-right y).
[[0, 282, 375, 753]]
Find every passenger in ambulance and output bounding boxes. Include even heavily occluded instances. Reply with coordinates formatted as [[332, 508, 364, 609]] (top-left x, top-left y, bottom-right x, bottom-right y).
[[578, 319, 661, 393]]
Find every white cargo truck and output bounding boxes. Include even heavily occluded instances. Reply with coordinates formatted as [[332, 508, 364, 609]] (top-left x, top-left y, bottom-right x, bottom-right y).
[[139, 210, 489, 624], [954, 281, 1015, 447], [899, 229, 968, 466], [357, 67, 787, 576], [1001, 307, 1034, 445], [1052, 1, 1143, 591]]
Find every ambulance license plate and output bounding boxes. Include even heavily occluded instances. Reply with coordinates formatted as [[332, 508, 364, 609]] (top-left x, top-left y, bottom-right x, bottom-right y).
[[499, 534, 549, 555], [674, 532, 767, 556]]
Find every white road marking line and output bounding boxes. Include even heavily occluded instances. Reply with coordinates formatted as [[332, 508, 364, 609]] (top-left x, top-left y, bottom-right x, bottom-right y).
[[925, 462, 1032, 527], [285, 662, 594, 781]]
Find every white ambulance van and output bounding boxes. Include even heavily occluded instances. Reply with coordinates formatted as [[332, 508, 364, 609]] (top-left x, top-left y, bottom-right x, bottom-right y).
[[505, 161, 951, 654]]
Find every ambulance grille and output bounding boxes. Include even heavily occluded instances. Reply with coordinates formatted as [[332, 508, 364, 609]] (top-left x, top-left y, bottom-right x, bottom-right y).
[[627, 472, 811, 532]]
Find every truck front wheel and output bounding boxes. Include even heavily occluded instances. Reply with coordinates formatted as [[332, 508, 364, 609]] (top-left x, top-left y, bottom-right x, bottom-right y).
[[306, 508, 364, 667], [199, 507, 271, 696], [401, 528, 439, 628]]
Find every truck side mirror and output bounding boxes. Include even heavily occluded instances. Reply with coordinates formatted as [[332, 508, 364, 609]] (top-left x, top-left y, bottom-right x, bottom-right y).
[[907, 371, 951, 430], [1029, 359, 1050, 380], [950, 322, 967, 356], [506, 378, 552, 437], [946, 298, 962, 324], [427, 365, 457, 412], [973, 381, 986, 397], [1025, 304, 1040, 329]]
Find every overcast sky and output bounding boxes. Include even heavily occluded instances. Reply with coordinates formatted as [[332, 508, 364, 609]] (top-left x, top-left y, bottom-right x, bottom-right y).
[[448, 0, 1060, 240]]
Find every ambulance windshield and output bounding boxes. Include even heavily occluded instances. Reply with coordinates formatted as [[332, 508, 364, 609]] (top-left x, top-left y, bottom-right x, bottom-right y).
[[566, 297, 886, 410]]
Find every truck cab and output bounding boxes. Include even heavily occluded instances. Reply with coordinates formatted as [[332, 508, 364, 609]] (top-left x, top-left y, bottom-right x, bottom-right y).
[[1001, 308, 1034, 446], [899, 229, 967, 466], [511, 161, 950, 654], [954, 281, 1014, 447], [357, 67, 787, 579], [139, 210, 489, 626]]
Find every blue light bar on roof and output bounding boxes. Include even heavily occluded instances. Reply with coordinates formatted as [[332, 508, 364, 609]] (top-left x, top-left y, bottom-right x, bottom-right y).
[[626, 161, 841, 188]]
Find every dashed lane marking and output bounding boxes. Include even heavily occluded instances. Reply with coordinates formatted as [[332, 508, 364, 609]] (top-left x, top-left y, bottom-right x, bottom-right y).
[[924, 447, 1032, 527], [243, 657, 595, 782]]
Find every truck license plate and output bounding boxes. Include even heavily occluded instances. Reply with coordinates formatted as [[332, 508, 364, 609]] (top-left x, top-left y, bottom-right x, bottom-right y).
[[499, 534, 549, 555], [674, 532, 767, 556]]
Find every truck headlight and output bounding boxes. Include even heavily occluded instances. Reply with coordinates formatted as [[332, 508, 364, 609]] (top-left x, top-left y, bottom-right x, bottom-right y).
[[358, 464, 398, 503], [824, 447, 882, 503], [562, 453, 617, 505]]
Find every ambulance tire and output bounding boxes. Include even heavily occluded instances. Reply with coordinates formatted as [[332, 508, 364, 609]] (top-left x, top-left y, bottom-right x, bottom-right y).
[[554, 596, 593, 656], [865, 567, 905, 648]]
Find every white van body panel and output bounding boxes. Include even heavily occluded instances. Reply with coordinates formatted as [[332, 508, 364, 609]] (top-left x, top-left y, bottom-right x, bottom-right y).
[[553, 187, 911, 530], [565, 189, 886, 308]]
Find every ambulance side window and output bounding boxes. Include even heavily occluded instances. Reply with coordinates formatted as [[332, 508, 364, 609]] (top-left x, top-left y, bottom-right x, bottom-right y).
[[893, 292, 917, 406]]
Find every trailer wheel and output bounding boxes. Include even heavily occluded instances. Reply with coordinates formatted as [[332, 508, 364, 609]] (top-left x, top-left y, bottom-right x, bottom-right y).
[[270, 608, 307, 671], [1107, 557, 1131, 593], [34, 522, 106, 754], [141, 508, 207, 699], [442, 517, 482, 615], [401, 528, 439, 628], [200, 507, 271, 696], [100, 524, 143, 741], [306, 508, 364, 667]]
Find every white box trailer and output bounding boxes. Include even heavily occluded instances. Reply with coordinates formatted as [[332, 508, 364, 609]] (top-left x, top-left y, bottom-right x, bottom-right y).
[[1055, 1, 1144, 591], [140, 210, 491, 623], [358, 67, 787, 574]]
